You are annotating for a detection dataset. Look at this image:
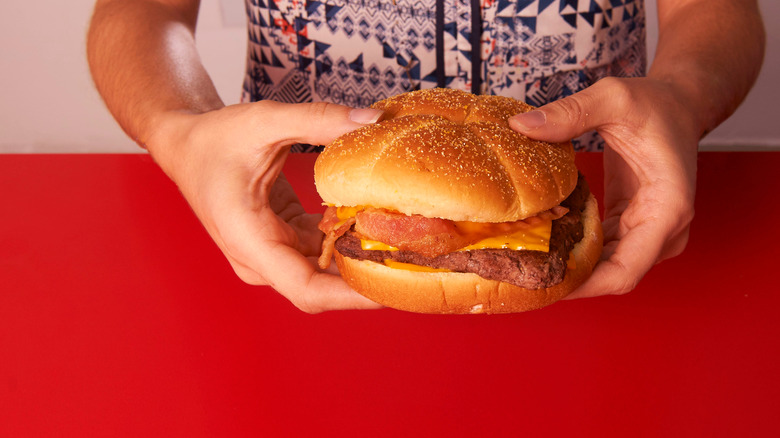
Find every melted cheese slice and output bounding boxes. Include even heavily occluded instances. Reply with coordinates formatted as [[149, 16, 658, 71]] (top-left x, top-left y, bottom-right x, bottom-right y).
[[457, 220, 551, 252], [361, 239, 400, 251], [335, 206, 552, 253], [359, 222, 551, 253], [335, 206, 364, 221], [383, 260, 452, 272]]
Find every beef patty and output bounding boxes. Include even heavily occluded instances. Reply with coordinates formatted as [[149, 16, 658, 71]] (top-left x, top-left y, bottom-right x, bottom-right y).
[[333, 175, 590, 290]]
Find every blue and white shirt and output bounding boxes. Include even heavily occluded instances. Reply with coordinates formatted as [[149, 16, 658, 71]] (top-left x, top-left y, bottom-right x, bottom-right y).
[[241, 0, 647, 150]]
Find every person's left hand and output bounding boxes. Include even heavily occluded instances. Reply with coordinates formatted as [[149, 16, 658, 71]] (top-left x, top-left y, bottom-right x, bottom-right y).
[[509, 77, 700, 298]]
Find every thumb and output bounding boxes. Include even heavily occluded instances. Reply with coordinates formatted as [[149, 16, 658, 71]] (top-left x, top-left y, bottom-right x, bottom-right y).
[[508, 82, 612, 143], [265, 101, 384, 147]]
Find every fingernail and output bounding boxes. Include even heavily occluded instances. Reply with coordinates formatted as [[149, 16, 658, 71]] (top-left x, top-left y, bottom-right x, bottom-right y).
[[349, 108, 384, 124], [510, 110, 546, 131]]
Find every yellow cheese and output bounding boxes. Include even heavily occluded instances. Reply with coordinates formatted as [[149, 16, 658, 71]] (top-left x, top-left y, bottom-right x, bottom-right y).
[[383, 260, 451, 272], [361, 239, 399, 251], [327, 205, 364, 230], [458, 220, 551, 252], [336, 206, 362, 221]]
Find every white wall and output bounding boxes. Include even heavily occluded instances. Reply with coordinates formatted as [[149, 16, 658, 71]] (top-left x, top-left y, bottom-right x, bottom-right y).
[[0, 0, 778, 153], [666, 0, 780, 150], [0, 0, 246, 153]]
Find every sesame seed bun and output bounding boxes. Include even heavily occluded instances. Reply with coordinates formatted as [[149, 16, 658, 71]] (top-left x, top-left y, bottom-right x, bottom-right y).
[[314, 88, 579, 222]]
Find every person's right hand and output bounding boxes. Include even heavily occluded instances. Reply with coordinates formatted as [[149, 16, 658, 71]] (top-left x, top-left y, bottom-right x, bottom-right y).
[[145, 100, 385, 313]]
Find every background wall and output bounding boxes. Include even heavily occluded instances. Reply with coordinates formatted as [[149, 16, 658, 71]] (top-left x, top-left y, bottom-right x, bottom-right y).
[[1, 0, 778, 153]]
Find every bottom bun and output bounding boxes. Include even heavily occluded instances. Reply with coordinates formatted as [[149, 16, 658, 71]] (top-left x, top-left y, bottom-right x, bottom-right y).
[[334, 194, 603, 314]]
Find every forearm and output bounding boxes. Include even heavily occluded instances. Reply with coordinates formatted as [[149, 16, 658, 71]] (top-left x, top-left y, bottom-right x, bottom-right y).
[[86, 0, 224, 147], [649, 0, 765, 138]]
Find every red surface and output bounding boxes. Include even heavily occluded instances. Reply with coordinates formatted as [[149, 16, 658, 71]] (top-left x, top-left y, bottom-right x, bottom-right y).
[[1, 152, 779, 437]]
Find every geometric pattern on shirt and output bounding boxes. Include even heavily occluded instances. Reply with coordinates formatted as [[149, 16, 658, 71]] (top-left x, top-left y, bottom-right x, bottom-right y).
[[242, 0, 647, 151]]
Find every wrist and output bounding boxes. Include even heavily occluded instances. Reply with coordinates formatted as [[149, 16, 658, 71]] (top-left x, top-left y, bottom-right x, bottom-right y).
[[648, 70, 715, 139], [143, 109, 205, 183]]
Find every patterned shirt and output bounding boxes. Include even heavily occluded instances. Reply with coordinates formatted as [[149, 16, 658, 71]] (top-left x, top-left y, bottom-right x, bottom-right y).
[[241, 0, 647, 150]]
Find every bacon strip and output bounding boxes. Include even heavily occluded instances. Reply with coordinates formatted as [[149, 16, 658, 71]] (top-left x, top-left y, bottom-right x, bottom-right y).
[[354, 206, 569, 258], [354, 208, 464, 257], [317, 206, 356, 269]]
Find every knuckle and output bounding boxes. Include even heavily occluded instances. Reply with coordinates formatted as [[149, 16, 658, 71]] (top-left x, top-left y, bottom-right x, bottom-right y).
[[613, 278, 640, 296], [234, 267, 265, 286], [304, 101, 337, 121], [609, 259, 641, 295], [666, 234, 690, 259], [613, 273, 640, 295], [596, 76, 633, 108], [555, 95, 587, 124], [681, 205, 696, 225], [224, 253, 267, 286], [292, 296, 323, 314], [664, 219, 694, 260], [288, 272, 326, 314]]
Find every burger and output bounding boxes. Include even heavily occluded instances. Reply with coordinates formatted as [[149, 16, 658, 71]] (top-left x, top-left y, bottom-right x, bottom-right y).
[[314, 88, 602, 314]]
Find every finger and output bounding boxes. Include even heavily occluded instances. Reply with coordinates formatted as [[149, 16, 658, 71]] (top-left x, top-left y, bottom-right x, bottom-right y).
[[289, 213, 325, 257], [260, 100, 384, 148], [228, 219, 384, 312], [247, 103, 384, 198], [306, 256, 341, 276], [225, 230, 383, 313], [252, 242, 384, 313], [265, 173, 323, 257], [202, 173, 382, 312], [659, 226, 691, 262], [565, 219, 664, 299], [602, 146, 640, 211], [508, 77, 626, 143]]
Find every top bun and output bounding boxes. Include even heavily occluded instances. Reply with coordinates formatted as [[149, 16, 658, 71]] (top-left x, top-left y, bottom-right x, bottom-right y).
[[314, 88, 578, 222]]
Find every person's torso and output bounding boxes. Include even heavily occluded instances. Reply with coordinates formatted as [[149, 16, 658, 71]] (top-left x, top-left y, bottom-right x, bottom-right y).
[[242, 0, 646, 150]]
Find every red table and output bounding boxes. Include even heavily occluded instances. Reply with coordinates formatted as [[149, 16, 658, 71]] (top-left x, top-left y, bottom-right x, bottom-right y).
[[1, 152, 778, 437]]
